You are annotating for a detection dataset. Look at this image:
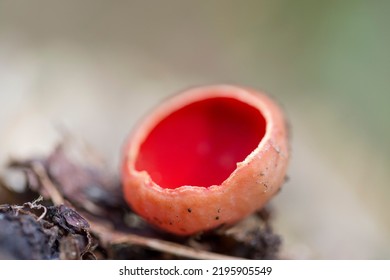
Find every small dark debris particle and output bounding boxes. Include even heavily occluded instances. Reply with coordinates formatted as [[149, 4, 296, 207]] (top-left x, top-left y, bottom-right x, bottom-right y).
[[46, 205, 89, 233], [217, 208, 221, 213], [153, 217, 163, 225], [260, 172, 265, 176], [187, 208, 192, 213], [215, 216, 220, 220]]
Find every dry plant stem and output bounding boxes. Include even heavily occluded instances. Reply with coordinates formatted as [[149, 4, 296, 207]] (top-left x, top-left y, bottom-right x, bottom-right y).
[[31, 161, 242, 260], [31, 162, 64, 206], [93, 220, 244, 260], [112, 235, 243, 260]]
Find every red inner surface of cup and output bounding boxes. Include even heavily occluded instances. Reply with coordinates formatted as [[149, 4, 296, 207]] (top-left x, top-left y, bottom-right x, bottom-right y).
[[135, 97, 266, 189]]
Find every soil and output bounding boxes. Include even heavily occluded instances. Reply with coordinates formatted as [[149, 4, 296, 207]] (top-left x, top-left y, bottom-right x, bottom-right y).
[[0, 140, 281, 260]]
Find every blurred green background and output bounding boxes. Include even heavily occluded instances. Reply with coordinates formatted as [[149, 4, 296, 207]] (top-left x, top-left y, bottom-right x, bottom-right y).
[[0, 0, 389, 259]]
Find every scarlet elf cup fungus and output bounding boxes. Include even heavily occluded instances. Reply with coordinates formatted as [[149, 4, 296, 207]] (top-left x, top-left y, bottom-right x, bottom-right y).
[[122, 85, 289, 235]]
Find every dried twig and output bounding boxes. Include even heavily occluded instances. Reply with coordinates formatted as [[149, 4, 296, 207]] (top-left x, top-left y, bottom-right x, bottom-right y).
[[31, 162, 64, 206], [90, 219, 244, 260]]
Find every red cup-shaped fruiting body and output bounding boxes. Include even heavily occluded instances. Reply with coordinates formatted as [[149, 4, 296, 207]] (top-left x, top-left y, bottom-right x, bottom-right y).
[[122, 85, 289, 235]]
